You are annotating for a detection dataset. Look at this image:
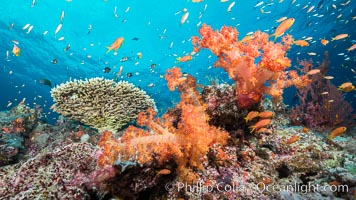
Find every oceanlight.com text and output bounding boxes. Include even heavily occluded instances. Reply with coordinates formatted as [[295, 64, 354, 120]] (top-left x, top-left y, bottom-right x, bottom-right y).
[[165, 181, 349, 194]]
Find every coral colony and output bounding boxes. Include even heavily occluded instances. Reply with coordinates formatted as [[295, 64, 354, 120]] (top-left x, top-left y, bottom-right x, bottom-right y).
[[1, 24, 355, 199]]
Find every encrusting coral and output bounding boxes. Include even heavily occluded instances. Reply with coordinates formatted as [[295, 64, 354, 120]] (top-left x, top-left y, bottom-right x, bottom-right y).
[[50, 77, 156, 132], [97, 67, 230, 183], [0, 143, 97, 199]]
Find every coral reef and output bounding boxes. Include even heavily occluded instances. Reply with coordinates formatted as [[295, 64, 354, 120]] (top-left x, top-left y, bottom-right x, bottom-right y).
[[1, 24, 355, 200], [0, 101, 42, 166], [0, 70, 355, 199], [192, 24, 310, 108], [50, 77, 156, 132], [290, 52, 356, 132]]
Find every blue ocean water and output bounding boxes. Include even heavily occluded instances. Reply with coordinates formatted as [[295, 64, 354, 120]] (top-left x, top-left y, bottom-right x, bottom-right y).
[[1, 0, 355, 123]]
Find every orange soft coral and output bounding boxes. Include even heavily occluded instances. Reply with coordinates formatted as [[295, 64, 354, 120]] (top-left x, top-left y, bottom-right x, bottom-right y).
[[97, 67, 230, 183], [192, 24, 306, 108]]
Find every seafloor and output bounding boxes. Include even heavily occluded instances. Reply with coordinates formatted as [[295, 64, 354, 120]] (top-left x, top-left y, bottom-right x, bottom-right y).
[[0, 95, 355, 200]]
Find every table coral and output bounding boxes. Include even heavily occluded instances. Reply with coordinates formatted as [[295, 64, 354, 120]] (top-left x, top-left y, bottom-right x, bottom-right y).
[[50, 77, 156, 132]]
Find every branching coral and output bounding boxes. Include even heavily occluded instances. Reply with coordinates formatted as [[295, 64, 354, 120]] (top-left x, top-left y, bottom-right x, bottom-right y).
[[51, 78, 156, 132], [97, 67, 230, 183], [192, 24, 310, 108]]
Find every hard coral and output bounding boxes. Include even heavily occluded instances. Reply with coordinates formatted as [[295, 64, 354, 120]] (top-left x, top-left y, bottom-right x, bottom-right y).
[[51, 78, 156, 132], [0, 143, 97, 199], [97, 67, 230, 183], [192, 24, 309, 108]]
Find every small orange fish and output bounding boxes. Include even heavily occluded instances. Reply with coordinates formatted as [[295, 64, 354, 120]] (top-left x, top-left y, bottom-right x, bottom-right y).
[[346, 43, 356, 52], [157, 169, 171, 175], [106, 37, 124, 54], [250, 119, 272, 133], [271, 18, 295, 41], [286, 135, 300, 144], [302, 127, 309, 133], [320, 39, 329, 46], [338, 82, 355, 92], [176, 55, 192, 62], [328, 126, 347, 139], [294, 40, 309, 47], [12, 44, 20, 56], [258, 111, 274, 118], [245, 111, 259, 122], [331, 34, 348, 41], [307, 69, 321, 75]]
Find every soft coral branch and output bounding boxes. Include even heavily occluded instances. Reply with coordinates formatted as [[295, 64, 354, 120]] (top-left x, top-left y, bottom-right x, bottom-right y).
[[97, 67, 230, 183], [192, 24, 308, 108]]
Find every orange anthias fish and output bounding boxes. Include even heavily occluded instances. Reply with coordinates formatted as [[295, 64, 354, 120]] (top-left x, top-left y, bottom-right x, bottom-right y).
[[176, 55, 192, 62], [249, 119, 272, 133], [286, 135, 300, 144], [157, 169, 171, 175], [329, 126, 347, 139], [294, 39, 309, 47], [258, 111, 274, 118], [307, 69, 321, 75], [12, 44, 20, 56], [346, 43, 356, 52], [338, 82, 355, 92], [331, 34, 348, 41], [106, 37, 124, 54], [321, 39, 329, 46], [245, 111, 259, 122], [271, 18, 295, 41]]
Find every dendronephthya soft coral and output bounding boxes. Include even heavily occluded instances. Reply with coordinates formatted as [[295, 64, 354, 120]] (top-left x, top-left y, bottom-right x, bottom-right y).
[[192, 24, 310, 108], [97, 67, 230, 183]]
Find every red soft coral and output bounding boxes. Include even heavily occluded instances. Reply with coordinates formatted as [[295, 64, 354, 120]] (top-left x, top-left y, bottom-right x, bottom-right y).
[[97, 67, 230, 183], [192, 24, 306, 108]]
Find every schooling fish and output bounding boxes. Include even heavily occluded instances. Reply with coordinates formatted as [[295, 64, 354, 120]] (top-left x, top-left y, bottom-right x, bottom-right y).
[[120, 56, 129, 62], [180, 12, 189, 25]]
